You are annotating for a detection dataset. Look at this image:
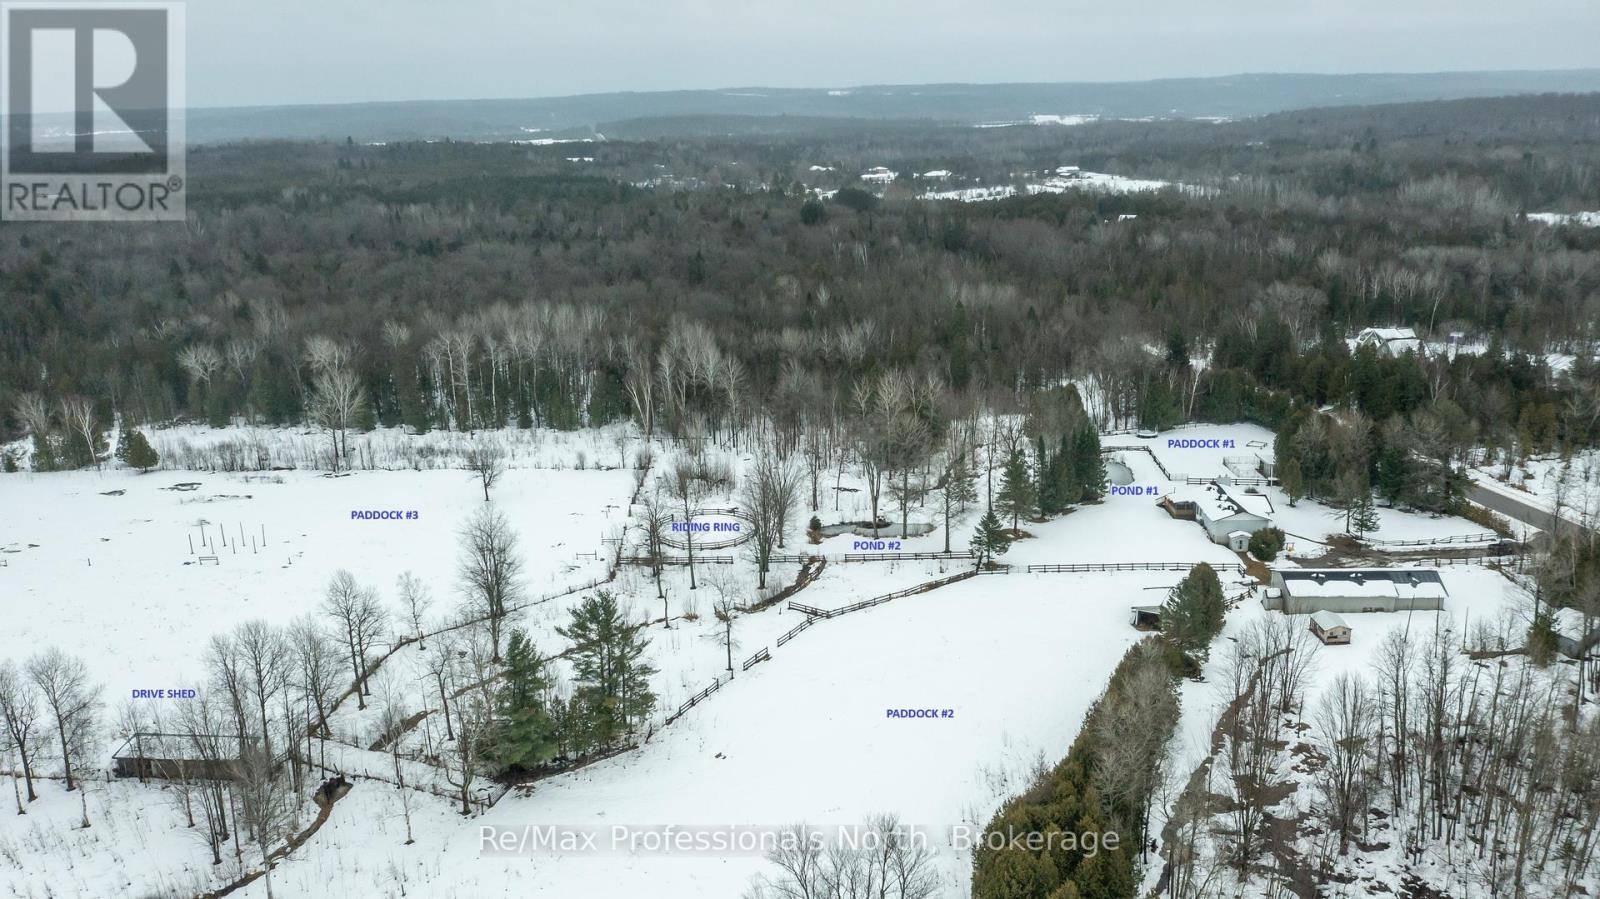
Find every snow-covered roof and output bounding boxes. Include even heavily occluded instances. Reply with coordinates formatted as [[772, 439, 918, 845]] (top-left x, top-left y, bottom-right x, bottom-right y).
[[1278, 568, 1448, 601], [1356, 327, 1421, 354], [1311, 610, 1349, 631], [921, 169, 952, 178], [1227, 530, 1252, 539], [1166, 484, 1266, 525], [1226, 488, 1274, 518]]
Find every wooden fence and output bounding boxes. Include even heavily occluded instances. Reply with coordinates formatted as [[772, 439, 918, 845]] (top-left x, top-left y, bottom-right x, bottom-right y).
[[787, 570, 980, 620], [775, 617, 815, 647], [1025, 561, 1246, 574], [1408, 555, 1522, 568], [664, 672, 733, 726], [839, 551, 974, 563], [620, 554, 735, 566], [1363, 533, 1502, 548]]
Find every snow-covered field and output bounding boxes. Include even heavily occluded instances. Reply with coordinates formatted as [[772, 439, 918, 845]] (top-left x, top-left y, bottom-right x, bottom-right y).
[[233, 569, 1178, 899], [0, 421, 1532, 899], [0, 466, 632, 695], [1528, 210, 1600, 228]]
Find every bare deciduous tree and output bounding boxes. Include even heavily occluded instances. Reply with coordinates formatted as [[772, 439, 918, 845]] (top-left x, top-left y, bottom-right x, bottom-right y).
[[663, 461, 708, 590], [458, 506, 524, 662], [1314, 672, 1375, 856], [232, 744, 295, 899], [26, 648, 98, 797], [0, 660, 42, 805], [308, 365, 366, 472], [57, 396, 102, 468], [397, 571, 434, 648], [287, 615, 339, 761], [323, 570, 388, 710], [746, 815, 939, 899], [639, 491, 670, 624], [465, 442, 505, 502], [234, 620, 290, 760]]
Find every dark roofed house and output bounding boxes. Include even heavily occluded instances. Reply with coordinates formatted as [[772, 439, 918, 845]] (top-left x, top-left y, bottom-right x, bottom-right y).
[[1266, 568, 1447, 614]]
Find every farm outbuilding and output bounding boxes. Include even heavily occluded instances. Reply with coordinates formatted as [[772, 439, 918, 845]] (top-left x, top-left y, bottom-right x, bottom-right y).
[[112, 732, 252, 781], [1265, 568, 1448, 614], [1309, 610, 1351, 645], [1129, 605, 1163, 631]]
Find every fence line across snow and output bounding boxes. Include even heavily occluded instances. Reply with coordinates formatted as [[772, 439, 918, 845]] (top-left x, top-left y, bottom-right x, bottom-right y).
[[1025, 561, 1245, 574]]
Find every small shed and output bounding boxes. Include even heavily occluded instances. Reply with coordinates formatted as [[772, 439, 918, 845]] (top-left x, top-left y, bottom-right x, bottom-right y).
[[1226, 529, 1252, 552], [1130, 605, 1163, 631], [1310, 610, 1351, 645]]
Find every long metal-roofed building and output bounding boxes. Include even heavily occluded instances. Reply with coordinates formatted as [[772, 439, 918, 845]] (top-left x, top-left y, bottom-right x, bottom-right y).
[[1265, 568, 1447, 614]]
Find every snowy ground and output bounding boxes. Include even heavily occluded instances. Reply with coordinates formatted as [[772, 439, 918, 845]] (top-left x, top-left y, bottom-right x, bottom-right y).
[[919, 169, 1204, 203], [0, 421, 1519, 898], [1527, 210, 1600, 228], [232, 569, 1184, 899], [1470, 449, 1600, 525], [0, 464, 632, 734]]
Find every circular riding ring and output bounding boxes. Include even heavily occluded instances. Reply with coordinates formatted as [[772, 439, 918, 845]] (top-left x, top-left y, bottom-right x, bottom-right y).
[[654, 506, 755, 551]]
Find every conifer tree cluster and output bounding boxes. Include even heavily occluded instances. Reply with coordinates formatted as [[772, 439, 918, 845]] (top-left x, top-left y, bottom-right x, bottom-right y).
[[1159, 563, 1226, 664], [115, 427, 160, 472], [485, 591, 657, 772], [972, 640, 1181, 899]]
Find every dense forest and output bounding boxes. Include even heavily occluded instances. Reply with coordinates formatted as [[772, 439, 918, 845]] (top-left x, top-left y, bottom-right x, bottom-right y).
[[5, 93, 1600, 489]]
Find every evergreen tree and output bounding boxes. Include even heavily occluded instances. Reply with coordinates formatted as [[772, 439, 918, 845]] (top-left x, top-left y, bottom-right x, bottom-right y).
[[1375, 440, 1408, 506], [485, 628, 558, 772], [115, 427, 160, 472], [557, 591, 656, 752], [1036, 436, 1065, 515], [1164, 324, 1190, 368], [1278, 454, 1305, 507], [1072, 425, 1105, 501], [998, 448, 1036, 530], [1247, 527, 1285, 562], [29, 432, 60, 472], [970, 509, 1013, 568], [1348, 487, 1380, 537], [1527, 610, 1560, 667], [1160, 563, 1226, 662]]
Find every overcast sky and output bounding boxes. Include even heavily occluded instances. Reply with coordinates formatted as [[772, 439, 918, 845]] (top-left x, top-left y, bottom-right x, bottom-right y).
[[186, 0, 1600, 108]]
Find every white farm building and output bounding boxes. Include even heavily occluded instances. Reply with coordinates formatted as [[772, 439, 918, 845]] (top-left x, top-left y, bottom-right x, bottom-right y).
[[1355, 327, 1421, 357], [1159, 484, 1273, 551]]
